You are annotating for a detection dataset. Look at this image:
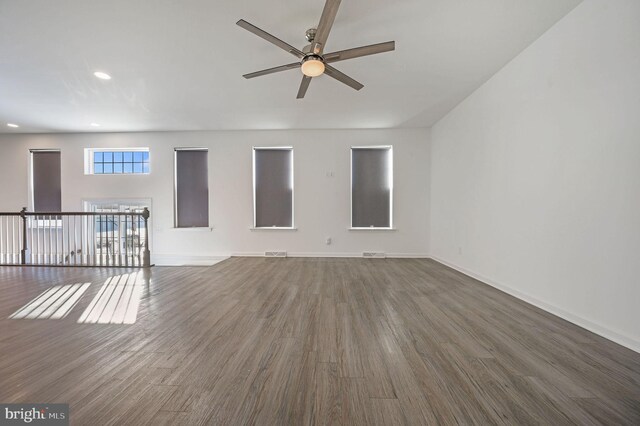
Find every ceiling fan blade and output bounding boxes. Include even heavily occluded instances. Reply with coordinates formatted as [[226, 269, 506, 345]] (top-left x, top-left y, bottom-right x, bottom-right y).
[[323, 65, 364, 91], [243, 62, 301, 79], [323, 41, 395, 64], [297, 76, 312, 99], [312, 0, 342, 53], [237, 19, 304, 58]]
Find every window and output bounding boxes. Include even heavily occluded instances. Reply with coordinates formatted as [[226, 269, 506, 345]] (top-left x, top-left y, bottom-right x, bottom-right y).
[[351, 146, 393, 229], [174, 149, 209, 228], [31, 150, 61, 212], [253, 147, 294, 228], [84, 148, 150, 174], [84, 200, 150, 254]]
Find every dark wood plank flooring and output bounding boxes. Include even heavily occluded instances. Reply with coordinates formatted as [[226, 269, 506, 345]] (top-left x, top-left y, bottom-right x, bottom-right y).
[[1, 258, 639, 425]]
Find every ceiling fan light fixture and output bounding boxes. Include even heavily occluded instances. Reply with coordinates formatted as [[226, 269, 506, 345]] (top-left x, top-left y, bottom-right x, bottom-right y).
[[301, 56, 325, 77]]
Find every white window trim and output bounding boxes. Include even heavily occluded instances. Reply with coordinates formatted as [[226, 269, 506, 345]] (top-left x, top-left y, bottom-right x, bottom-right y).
[[82, 198, 152, 213], [249, 227, 298, 231], [84, 147, 150, 175], [29, 149, 62, 213], [28, 218, 63, 229], [348, 227, 397, 231], [28, 148, 63, 226], [173, 148, 210, 229], [350, 145, 394, 230], [252, 146, 295, 230]]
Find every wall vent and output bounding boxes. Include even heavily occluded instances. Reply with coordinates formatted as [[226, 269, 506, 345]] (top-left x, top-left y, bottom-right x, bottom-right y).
[[362, 252, 386, 258], [265, 251, 287, 258]]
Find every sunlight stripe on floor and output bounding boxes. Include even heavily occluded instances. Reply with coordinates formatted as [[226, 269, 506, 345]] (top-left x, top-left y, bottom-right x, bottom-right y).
[[77, 272, 144, 324], [9, 283, 91, 320]]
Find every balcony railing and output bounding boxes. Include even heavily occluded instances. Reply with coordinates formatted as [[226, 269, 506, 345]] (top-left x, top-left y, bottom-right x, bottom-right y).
[[0, 208, 150, 267]]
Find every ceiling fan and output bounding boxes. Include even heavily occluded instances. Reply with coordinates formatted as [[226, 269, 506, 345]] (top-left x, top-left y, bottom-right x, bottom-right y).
[[237, 0, 395, 99]]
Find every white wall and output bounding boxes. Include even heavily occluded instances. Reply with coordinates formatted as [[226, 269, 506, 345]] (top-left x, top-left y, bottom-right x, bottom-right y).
[[0, 128, 431, 263], [430, 0, 640, 351]]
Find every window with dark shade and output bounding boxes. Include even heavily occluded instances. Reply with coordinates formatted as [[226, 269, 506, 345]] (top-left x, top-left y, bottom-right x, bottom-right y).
[[351, 146, 393, 228], [31, 150, 62, 212], [253, 148, 294, 228], [175, 149, 209, 228]]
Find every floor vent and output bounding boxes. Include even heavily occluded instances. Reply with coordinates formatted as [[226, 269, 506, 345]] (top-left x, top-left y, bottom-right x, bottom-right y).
[[362, 252, 386, 259], [265, 251, 287, 258]]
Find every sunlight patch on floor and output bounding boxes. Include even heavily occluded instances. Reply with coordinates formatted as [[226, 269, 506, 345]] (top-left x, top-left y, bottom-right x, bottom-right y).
[[77, 272, 144, 324], [10, 283, 91, 320]]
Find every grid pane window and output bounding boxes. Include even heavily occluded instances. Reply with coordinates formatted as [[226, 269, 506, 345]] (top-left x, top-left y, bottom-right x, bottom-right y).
[[92, 150, 150, 174]]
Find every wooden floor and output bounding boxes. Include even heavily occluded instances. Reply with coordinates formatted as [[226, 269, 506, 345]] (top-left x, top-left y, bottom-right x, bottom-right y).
[[0, 258, 639, 425]]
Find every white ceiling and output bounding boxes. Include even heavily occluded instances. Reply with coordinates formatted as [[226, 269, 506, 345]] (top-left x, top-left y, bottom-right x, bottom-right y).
[[0, 0, 581, 133]]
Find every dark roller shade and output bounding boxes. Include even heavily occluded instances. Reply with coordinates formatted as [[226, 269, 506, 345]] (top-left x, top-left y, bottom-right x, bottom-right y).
[[175, 149, 209, 227], [351, 148, 392, 228], [32, 150, 61, 212], [254, 149, 293, 227]]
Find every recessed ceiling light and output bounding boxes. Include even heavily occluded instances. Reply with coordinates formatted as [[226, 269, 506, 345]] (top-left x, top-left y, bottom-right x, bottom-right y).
[[90, 123, 101, 127], [93, 71, 111, 80], [7, 123, 19, 128]]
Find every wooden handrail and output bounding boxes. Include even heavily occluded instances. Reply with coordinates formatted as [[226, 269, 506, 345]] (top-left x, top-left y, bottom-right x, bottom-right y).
[[0, 208, 151, 267]]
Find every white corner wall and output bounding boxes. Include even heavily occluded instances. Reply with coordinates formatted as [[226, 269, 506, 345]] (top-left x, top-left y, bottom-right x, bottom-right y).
[[0, 128, 430, 263], [430, 0, 640, 351]]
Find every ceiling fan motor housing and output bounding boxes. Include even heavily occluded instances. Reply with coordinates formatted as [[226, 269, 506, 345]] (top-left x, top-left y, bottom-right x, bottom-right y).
[[302, 54, 323, 63], [305, 28, 317, 42]]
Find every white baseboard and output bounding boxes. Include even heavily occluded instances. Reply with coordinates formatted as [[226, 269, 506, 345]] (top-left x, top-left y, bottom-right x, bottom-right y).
[[230, 252, 264, 257], [230, 252, 430, 259], [387, 253, 431, 259], [152, 254, 229, 266], [431, 256, 640, 354], [288, 252, 360, 258]]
